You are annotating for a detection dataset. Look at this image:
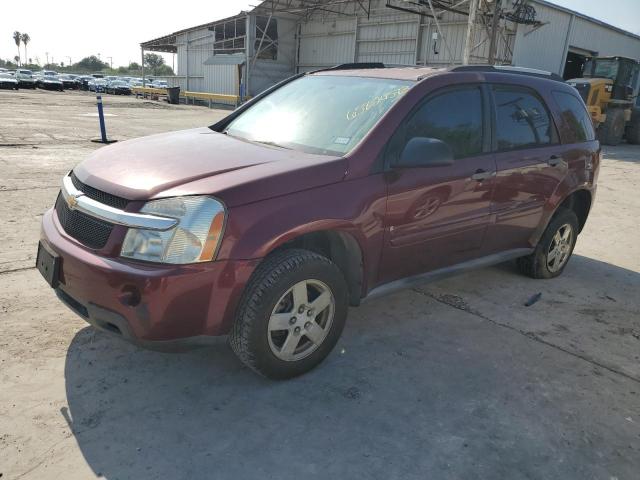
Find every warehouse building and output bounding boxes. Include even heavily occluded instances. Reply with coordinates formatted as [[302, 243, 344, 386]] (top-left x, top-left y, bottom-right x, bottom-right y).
[[140, 0, 640, 100]]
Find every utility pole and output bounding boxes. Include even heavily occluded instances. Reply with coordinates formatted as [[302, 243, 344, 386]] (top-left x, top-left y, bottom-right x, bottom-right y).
[[66, 56, 72, 66], [488, 0, 501, 64], [463, 0, 478, 65], [107, 56, 113, 69], [141, 48, 145, 86], [45, 52, 49, 65]]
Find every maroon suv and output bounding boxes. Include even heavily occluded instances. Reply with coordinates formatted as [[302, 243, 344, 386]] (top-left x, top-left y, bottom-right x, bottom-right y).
[[37, 65, 599, 378]]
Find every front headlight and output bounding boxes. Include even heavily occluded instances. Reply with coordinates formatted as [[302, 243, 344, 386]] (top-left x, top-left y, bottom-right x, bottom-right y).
[[121, 196, 225, 264]]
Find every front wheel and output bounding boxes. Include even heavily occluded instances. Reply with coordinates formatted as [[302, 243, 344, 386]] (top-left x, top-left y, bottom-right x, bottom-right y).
[[517, 208, 579, 279], [230, 249, 348, 379]]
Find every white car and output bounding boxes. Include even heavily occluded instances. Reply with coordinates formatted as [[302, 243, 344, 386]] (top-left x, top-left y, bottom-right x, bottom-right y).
[[0, 73, 19, 90]]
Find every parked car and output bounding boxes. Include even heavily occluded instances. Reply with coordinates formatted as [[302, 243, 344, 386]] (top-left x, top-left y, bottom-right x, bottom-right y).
[[0, 72, 19, 89], [36, 75, 64, 91], [77, 75, 94, 91], [37, 65, 600, 379], [150, 80, 169, 89], [106, 80, 131, 95], [58, 75, 79, 90], [15, 69, 37, 88], [88, 79, 107, 93]]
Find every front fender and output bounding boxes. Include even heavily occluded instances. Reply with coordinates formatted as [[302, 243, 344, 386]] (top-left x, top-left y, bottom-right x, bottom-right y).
[[216, 175, 388, 293]]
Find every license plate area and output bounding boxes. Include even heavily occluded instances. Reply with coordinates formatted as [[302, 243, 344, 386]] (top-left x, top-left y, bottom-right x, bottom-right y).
[[36, 242, 60, 288]]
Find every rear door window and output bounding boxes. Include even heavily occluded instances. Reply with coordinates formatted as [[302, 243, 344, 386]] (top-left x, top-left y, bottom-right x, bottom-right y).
[[552, 91, 596, 143], [404, 86, 484, 159], [493, 86, 554, 150]]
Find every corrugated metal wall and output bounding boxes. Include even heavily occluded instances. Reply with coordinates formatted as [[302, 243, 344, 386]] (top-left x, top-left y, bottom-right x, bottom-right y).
[[512, 0, 640, 75], [296, 0, 515, 71], [248, 16, 298, 95], [298, 18, 357, 71], [167, 0, 640, 96]]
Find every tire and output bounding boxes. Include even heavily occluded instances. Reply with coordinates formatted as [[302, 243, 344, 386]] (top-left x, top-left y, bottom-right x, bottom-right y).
[[516, 208, 579, 279], [625, 110, 640, 145], [230, 248, 348, 379], [598, 108, 625, 146]]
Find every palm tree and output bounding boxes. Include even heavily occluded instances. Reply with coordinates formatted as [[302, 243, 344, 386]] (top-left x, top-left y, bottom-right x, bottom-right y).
[[21, 33, 30, 65], [13, 31, 21, 66]]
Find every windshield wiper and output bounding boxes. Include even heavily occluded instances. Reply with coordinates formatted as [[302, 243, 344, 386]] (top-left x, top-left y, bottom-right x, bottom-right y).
[[252, 140, 291, 150]]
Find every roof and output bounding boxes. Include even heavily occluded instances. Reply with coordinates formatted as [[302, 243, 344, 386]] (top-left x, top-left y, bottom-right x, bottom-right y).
[[314, 66, 446, 81], [140, 12, 247, 52]]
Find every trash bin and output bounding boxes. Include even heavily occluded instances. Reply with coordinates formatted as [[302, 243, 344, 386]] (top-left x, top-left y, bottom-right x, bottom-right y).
[[166, 86, 180, 105]]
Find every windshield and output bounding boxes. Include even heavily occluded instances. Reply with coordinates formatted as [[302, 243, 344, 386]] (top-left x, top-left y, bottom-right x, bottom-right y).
[[225, 75, 413, 155], [584, 59, 619, 80]]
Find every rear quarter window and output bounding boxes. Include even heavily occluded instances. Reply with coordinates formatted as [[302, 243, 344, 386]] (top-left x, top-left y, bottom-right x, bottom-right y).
[[552, 91, 596, 143]]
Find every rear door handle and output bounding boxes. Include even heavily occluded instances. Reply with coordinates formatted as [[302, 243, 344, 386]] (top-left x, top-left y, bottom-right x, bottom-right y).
[[471, 169, 495, 181], [548, 155, 563, 167]]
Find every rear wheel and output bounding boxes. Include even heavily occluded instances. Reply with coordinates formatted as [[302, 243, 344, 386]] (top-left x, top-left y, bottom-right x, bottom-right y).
[[516, 208, 579, 279], [230, 249, 348, 379], [598, 108, 625, 145]]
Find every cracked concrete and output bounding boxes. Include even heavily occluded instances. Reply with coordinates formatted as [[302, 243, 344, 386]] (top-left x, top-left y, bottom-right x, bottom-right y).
[[1, 89, 639, 480]]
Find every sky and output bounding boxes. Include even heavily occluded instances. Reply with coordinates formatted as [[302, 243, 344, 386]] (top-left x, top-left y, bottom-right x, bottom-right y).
[[1, 0, 639, 69]]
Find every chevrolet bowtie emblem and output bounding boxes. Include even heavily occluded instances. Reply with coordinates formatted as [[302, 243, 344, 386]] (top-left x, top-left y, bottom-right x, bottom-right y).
[[67, 193, 82, 209]]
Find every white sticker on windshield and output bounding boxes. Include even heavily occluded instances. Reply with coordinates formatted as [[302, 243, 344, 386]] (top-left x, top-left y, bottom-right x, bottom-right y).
[[334, 136, 351, 145]]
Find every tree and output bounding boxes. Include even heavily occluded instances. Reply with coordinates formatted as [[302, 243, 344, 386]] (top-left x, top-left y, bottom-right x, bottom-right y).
[[144, 53, 165, 74], [21, 33, 30, 65], [128, 61, 140, 70], [13, 31, 21, 66], [74, 55, 109, 72], [14, 55, 20, 65]]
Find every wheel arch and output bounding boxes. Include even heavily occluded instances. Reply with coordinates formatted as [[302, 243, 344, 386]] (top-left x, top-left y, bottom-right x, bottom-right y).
[[557, 188, 592, 233], [265, 229, 365, 307], [532, 187, 593, 247]]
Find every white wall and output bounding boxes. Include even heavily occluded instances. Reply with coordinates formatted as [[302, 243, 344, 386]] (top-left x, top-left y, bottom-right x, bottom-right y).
[[512, 1, 640, 75]]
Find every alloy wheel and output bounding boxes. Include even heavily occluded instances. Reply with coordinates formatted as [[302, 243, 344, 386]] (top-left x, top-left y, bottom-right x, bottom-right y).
[[267, 279, 335, 362], [547, 223, 573, 272]]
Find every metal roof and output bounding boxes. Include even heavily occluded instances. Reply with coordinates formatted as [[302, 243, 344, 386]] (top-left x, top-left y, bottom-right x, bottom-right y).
[[140, 12, 248, 52]]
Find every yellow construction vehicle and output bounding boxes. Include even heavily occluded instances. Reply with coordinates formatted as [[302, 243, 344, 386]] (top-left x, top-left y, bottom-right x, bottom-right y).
[[567, 56, 640, 145]]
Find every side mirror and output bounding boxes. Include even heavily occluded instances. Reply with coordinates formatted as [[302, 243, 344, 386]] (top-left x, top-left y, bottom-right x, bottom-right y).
[[396, 137, 454, 168]]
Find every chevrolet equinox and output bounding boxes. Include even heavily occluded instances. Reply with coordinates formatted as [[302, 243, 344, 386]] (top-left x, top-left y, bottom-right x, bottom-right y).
[[37, 65, 600, 378]]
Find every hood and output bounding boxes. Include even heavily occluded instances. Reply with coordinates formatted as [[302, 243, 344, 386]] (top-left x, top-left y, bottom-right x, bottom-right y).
[[74, 128, 347, 207]]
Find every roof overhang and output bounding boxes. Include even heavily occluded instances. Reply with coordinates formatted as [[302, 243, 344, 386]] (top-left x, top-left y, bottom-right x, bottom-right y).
[[203, 54, 246, 65]]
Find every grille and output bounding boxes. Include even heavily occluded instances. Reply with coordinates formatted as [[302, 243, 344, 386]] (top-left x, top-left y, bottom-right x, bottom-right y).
[[55, 194, 114, 249], [70, 172, 128, 209]]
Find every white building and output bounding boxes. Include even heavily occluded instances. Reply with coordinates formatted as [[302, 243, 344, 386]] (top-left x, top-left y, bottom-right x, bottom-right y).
[[140, 0, 640, 101]]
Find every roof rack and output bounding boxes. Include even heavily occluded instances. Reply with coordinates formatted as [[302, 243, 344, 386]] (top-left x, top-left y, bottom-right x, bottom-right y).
[[451, 65, 564, 82]]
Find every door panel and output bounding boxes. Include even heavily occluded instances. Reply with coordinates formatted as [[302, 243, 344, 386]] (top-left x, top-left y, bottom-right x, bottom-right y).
[[379, 156, 496, 283], [377, 85, 496, 285], [486, 146, 565, 252], [484, 85, 565, 252]]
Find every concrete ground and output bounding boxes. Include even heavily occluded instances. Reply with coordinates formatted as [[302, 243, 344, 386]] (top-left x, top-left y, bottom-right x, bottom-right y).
[[0, 89, 638, 480]]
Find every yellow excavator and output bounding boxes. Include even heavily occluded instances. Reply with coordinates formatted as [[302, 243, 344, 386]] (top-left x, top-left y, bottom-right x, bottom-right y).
[[567, 56, 640, 145]]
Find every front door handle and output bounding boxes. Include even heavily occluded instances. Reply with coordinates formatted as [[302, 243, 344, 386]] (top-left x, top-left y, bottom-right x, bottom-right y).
[[548, 155, 563, 167], [471, 169, 495, 181]]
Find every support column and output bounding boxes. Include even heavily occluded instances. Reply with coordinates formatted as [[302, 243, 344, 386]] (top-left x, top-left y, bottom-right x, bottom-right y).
[[463, 0, 478, 65]]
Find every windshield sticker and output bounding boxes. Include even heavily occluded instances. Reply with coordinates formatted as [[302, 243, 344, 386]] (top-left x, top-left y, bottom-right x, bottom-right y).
[[333, 136, 351, 145], [346, 86, 410, 121]]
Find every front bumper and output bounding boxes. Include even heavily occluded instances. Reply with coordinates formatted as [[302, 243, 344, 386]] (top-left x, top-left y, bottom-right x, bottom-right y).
[[40, 208, 258, 349]]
